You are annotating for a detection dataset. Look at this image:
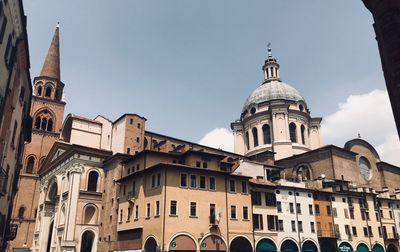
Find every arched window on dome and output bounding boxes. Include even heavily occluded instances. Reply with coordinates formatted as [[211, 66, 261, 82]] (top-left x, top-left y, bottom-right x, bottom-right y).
[[26, 156, 35, 174], [37, 86, 42, 96], [245, 131, 250, 150], [45, 86, 52, 97], [301, 125, 306, 145], [289, 123, 297, 143], [87, 171, 99, 192], [252, 127, 259, 147], [262, 124, 271, 144]]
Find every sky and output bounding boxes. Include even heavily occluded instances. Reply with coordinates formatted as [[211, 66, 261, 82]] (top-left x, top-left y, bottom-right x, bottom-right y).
[[23, 1, 400, 165]]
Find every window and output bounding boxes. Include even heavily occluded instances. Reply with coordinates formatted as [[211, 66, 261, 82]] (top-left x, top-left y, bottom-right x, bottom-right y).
[[196, 161, 201, 167], [352, 226, 357, 236], [209, 177, 216, 190], [26, 156, 35, 174], [0, 8, 7, 44], [87, 171, 99, 192], [135, 205, 139, 219], [252, 127, 258, 147], [298, 221, 303, 232], [333, 207, 337, 217], [119, 209, 123, 222], [45, 86, 52, 97], [230, 205, 237, 219], [241, 181, 247, 194], [36, 86, 43, 96], [289, 203, 294, 214], [309, 204, 313, 215], [202, 162, 207, 168], [253, 214, 263, 230], [296, 203, 301, 214], [11, 121, 17, 147], [350, 209, 354, 219], [300, 125, 306, 144], [326, 205, 331, 216], [127, 207, 131, 221], [289, 122, 297, 143], [151, 175, 156, 188], [252, 191, 262, 205], [265, 192, 276, 206], [137, 123, 141, 128], [315, 204, 320, 215], [291, 220, 296, 232], [190, 175, 197, 188], [389, 210, 393, 219], [345, 225, 351, 236], [344, 209, 349, 219], [180, 174, 187, 187], [310, 222, 315, 233], [245, 131, 250, 150], [155, 201, 160, 216], [376, 212, 380, 221], [262, 124, 271, 144], [267, 215, 278, 231], [127, 148, 130, 154], [146, 203, 151, 218], [156, 173, 161, 187], [368, 226, 373, 237], [363, 227, 368, 237], [243, 206, 248, 220], [210, 204, 216, 224], [229, 180, 235, 192], [170, 201, 177, 215], [18, 207, 25, 219], [278, 220, 284, 231], [199, 176, 206, 189], [190, 202, 197, 217], [277, 201, 282, 212], [378, 227, 382, 237]]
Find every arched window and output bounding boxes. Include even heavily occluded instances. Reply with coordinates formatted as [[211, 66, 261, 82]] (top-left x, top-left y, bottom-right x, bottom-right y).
[[55, 89, 60, 100], [26, 156, 35, 174], [83, 205, 97, 224], [296, 165, 312, 181], [252, 127, 259, 147], [41, 118, 48, 131], [301, 125, 306, 145], [245, 131, 250, 150], [47, 119, 53, 132], [48, 182, 58, 202], [35, 110, 54, 132], [262, 124, 271, 144], [289, 123, 297, 143], [45, 86, 52, 97], [35, 117, 41, 129], [87, 171, 99, 192], [37, 86, 42, 96], [18, 207, 25, 219]]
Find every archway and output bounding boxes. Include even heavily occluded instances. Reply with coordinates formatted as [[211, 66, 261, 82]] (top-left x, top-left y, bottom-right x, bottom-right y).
[[338, 242, 353, 252], [80, 230, 95, 252], [230, 236, 252, 252], [388, 244, 398, 252], [372, 244, 385, 252], [281, 239, 299, 252], [356, 243, 369, 252], [200, 234, 227, 251], [320, 240, 336, 252], [256, 238, 277, 252], [169, 234, 196, 252], [46, 221, 54, 252], [301, 240, 318, 252], [144, 237, 158, 252]]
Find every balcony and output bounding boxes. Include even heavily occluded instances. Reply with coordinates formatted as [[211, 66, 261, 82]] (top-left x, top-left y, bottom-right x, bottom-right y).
[[317, 230, 340, 239], [384, 233, 399, 240]]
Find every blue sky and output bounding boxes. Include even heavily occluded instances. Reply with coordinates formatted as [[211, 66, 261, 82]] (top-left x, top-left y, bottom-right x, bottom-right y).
[[23, 1, 399, 164]]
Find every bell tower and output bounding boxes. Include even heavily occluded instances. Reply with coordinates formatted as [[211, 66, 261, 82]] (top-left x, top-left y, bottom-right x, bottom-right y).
[[9, 24, 66, 250]]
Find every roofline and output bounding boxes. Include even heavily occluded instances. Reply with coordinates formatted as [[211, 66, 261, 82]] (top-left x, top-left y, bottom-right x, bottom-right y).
[[113, 113, 147, 124]]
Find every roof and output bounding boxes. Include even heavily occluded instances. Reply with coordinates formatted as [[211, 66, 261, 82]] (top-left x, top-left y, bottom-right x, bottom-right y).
[[39, 24, 60, 80], [243, 80, 305, 112], [113, 113, 147, 124]]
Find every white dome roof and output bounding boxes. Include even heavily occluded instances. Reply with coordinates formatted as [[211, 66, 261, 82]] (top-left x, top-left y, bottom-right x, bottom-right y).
[[243, 80, 305, 112]]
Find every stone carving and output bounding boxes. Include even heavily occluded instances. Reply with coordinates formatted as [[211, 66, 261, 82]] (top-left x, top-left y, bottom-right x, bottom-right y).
[[69, 163, 83, 174]]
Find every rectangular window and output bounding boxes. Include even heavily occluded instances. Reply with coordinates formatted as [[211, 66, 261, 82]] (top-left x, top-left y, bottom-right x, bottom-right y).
[[252, 191, 262, 205], [135, 205, 139, 219], [241, 181, 248, 194], [156, 173, 161, 187], [352, 226, 357, 236], [315, 204, 320, 215], [345, 225, 351, 235], [190, 202, 197, 217], [127, 208, 131, 221], [231, 205, 237, 219], [309, 204, 313, 215], [277, 201, 282, 212], [298, 221, 303, 232], [190, 175, 197, 188], [170, 200, 177, 215], [209, 177, 216, 190], [389, 210, 393, 219], [368, 226, 373, 237], [296, 203, 301, 214], [120, 210, 123, 222], [180, 174, 187, 187], [267, 215, 278, 231], [344, 209, 349, 219], [350, 209, 355, 219], [326, 205, 331, 216], [333, 207, 337, 217], [151, 175, 156, 188], [310, 222, 315, 233], [278, 220, 284, 231], [363, 227, 368, 237], [265, 192, 276, 206], [253, 214, 263, 230], [229, 180, 236, 192], [243, 206, 249, 220], [199, 176, 206, 189], [155, 201, 160, 216], [146, 203, 151, 218], [196, 161, 201, 167], [203, 162, 207, 168], [210, 204, 216, 224], [291, 220, 296, 232], [289, 203, 294, 214], [378, 227, 382, 238]]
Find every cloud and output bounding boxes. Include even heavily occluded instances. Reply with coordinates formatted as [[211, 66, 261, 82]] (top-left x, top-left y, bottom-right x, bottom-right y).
[[198, 128, 234, 152], [322, 89, 400, 166]]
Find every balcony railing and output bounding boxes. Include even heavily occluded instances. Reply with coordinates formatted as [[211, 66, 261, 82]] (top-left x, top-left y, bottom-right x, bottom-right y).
[[317, 230, 340, 238], [384, 233, 399, 240]]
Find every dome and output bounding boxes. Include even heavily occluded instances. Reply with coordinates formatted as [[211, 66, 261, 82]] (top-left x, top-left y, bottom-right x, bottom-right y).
[[242, 80, 306, 112]]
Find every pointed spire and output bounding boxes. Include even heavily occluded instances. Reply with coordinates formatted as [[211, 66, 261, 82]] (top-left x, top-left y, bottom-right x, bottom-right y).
[[39, 23, 60, 80], [262, 43, 280, 83]]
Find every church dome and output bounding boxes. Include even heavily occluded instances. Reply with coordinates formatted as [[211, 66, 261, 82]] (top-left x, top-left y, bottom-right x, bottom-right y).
[[243, 80, 306, 112]]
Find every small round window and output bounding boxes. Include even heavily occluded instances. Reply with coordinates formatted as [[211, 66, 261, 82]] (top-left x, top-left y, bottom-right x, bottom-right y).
[[359, 156, 371, 181], [250, 107, 256, 115]]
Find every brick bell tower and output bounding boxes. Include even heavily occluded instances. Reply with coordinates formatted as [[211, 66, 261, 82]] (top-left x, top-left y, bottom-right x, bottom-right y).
[[9, 23, 66, 251]]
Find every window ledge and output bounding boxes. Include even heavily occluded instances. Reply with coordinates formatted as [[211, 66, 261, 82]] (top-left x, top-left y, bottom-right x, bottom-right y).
[[189, 216, 198, 218], [169, 214, 178, 217]]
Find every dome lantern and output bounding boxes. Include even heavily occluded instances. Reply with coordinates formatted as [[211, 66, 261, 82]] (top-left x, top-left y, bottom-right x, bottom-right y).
[[262, 44, 280, 82]]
